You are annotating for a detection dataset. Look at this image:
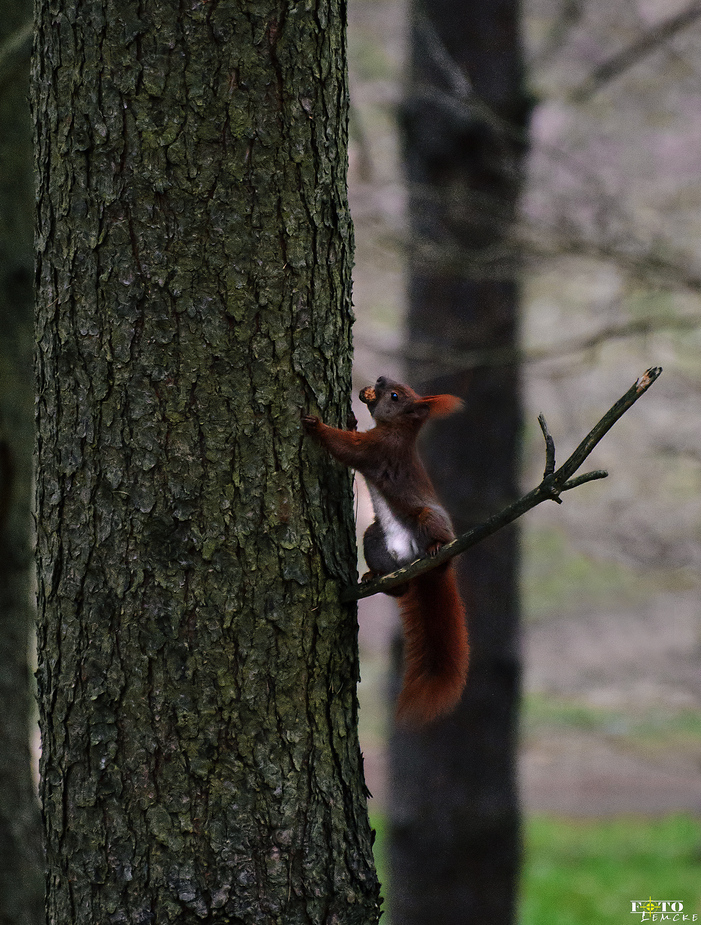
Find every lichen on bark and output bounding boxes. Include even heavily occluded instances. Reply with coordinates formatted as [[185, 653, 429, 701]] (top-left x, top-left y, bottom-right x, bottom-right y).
[[33, 0, 380, 921]]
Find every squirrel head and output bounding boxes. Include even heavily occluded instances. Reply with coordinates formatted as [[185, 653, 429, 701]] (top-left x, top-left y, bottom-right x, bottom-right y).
[[359, 376, 463, 426]]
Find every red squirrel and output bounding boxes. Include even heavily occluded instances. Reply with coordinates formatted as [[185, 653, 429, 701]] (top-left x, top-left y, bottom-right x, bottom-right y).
[[303, 376, 469, 725]]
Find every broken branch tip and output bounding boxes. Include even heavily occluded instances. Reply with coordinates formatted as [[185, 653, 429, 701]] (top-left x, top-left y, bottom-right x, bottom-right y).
[[636, 366, 662, 392]]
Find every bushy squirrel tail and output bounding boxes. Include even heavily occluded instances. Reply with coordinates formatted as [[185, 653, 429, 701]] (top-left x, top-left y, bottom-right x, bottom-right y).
[[396, 564, 469, 726]]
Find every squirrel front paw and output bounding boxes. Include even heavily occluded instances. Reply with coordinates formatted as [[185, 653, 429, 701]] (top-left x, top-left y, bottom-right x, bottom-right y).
[[301, 413, 321, 434]]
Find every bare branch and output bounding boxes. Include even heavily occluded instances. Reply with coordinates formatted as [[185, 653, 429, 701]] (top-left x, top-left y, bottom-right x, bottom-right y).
[[538, 413, 557, 480], [340, 367, 662, 602], [355, 309, 699, 378], [569, 2, 701, 102]]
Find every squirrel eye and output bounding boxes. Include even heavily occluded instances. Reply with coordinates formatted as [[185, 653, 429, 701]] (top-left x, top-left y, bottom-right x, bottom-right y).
[[391, 392, 398, 401]]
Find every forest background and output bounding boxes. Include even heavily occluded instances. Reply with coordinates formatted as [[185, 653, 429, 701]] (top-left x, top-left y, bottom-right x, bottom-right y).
[[348, 0, 701, 918]]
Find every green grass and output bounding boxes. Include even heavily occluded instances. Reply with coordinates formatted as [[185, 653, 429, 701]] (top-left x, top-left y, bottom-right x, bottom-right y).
[[522, 693, 701, 752], [369, 812, 389, 913], [521, 815, 701, 925], [369, 814, 701, 925], [522, 525, 656, 623]]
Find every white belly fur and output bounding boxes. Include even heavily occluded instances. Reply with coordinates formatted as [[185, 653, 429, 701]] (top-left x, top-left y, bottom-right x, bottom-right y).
[[368, 486, 421, 565]]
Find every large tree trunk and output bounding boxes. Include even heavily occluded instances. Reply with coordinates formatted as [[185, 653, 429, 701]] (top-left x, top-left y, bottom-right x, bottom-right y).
[[32, 1, 381, 922], [0, 8, 43, 925], [388, 1, 528, 923]]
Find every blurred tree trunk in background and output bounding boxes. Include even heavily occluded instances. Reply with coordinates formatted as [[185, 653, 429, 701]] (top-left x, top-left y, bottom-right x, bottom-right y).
[[388, 1, 529, 923], [32, 0, 381, 922], [0, 7, 44, 925]]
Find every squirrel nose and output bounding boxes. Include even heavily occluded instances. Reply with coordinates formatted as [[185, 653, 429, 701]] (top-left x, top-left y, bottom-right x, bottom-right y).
[[376, 376, 387, 388]]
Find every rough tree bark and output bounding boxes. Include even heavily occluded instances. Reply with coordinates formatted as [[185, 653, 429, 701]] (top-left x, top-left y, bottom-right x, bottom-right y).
[[0, 6, 44, 925], [32, 1, 381, 922], [388, 1, 529, 923]]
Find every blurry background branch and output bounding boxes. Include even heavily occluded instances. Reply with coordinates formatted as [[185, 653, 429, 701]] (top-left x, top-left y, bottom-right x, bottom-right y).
[[356, 310, 700, 375], [0, 20, 31, 95], [569, 1, 701, 102]]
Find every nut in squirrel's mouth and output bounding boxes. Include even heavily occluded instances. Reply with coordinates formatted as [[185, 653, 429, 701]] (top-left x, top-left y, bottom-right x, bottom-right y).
[[359, 386, 376, 404]]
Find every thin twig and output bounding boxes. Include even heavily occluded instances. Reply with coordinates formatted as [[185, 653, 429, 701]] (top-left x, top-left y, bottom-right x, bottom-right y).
[[340, 366, 662, 602], [538, 413, 556, 480]]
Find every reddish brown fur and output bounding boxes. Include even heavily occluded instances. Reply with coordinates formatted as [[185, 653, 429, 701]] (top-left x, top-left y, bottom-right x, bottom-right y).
[[420, 393, 464, 419], [303, 377, 470, 725], [396, 565, 469, 725]]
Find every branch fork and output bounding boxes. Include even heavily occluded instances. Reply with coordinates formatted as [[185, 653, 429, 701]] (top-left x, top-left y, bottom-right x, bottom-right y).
[[340, 366, 662, 603]]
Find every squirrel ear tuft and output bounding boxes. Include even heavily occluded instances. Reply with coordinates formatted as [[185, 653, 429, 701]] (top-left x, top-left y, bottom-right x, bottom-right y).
[[421, 394, 464, 418]]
